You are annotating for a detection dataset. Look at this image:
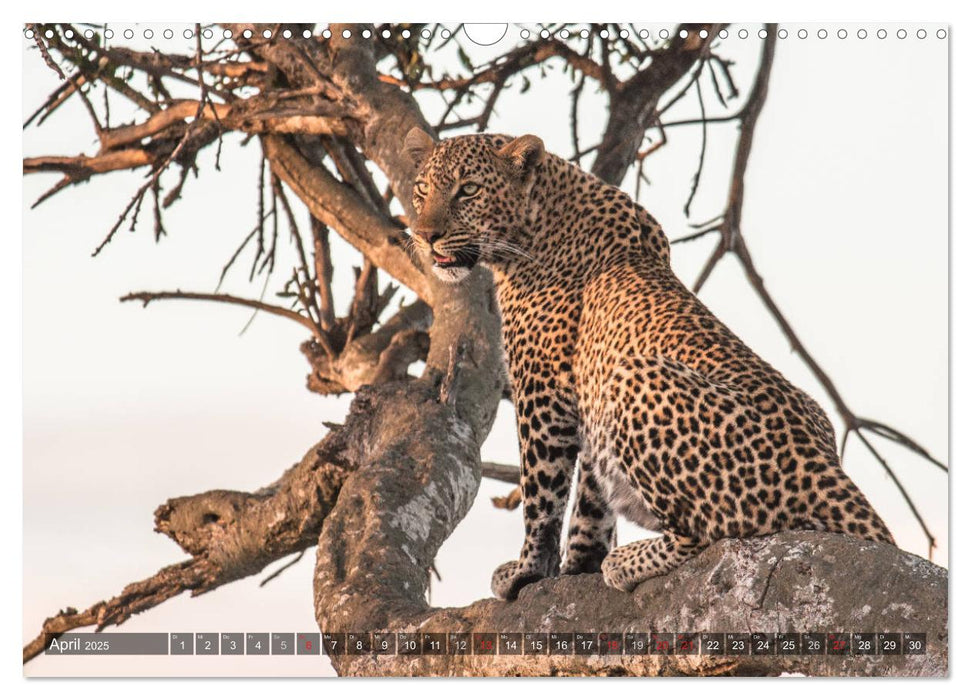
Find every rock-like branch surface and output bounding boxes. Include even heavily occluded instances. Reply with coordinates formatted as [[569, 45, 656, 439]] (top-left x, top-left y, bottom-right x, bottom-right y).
[[323, 526, 947, 676]]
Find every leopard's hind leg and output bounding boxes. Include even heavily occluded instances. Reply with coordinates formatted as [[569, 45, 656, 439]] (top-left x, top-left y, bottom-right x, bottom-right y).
[[601, 531, 705, 592]]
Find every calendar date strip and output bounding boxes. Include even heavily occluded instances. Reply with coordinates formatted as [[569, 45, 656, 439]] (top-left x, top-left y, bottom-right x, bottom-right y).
[[45, 631, 928, 657]]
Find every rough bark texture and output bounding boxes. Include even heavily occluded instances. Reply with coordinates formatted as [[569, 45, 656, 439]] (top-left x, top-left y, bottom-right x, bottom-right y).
[[320, 528, 947, 677]]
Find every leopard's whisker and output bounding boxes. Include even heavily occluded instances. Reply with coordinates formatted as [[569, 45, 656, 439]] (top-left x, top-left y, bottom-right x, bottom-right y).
[[475, 237, 536, 263]]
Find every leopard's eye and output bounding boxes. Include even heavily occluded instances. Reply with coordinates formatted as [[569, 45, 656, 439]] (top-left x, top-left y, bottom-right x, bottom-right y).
[[459, 182, 481, 198], [415, 181, 430, 197]]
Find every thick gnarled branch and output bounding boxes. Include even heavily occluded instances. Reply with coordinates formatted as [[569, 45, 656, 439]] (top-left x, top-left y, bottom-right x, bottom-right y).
[[301, 300, 432, 395], [262, 134, 431, 302]]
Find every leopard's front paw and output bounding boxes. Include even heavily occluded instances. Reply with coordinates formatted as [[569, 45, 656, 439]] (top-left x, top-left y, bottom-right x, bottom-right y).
[[561, 545, 610, 575], [600, 549, 639, 593], [491, 560, 549, 601]]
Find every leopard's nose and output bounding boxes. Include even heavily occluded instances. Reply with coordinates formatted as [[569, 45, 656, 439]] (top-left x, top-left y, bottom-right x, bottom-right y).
[[414, 228, 443, 245]]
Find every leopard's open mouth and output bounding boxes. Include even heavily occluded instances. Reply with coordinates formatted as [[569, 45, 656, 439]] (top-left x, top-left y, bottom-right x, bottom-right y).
[[432, 245, 480, 269], [432, 253, 459, 267]]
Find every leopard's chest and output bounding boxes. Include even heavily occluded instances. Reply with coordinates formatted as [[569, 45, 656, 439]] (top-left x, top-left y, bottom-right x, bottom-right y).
[[493, 274, 583, 374]]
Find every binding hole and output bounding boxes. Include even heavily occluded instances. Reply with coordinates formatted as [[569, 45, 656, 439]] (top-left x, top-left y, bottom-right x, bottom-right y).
[[463, 24, 506, 46]]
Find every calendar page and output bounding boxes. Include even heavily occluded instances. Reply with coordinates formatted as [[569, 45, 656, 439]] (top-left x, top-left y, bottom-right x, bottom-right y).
[[21, 20, 948, 679]]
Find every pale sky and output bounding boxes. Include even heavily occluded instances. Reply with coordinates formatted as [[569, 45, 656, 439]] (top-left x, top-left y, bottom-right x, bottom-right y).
[[21, 23, 948, 677]]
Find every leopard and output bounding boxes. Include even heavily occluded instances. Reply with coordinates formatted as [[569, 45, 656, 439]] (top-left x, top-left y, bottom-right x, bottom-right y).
[[403, 127, 895, 601]]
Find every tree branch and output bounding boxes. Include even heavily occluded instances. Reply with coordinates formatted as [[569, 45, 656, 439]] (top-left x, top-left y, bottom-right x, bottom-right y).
[[262, 134, 432, 303], [119, 289, 324, 341], [301, 300, 433, 395], [591, 24, 718, 186]]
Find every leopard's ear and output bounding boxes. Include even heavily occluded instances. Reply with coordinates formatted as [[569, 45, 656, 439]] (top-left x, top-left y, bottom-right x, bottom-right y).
[[404, 127, 436, 167], [498, 134, 545, 177]]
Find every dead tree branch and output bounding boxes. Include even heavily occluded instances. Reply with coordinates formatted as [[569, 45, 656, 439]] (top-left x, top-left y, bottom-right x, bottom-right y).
[[120, 289, 324, 339], [591, 24, 719, 186]]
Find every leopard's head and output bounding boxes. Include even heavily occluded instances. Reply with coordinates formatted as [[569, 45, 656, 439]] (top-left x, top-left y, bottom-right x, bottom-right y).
[[403, 129, 545, 283]]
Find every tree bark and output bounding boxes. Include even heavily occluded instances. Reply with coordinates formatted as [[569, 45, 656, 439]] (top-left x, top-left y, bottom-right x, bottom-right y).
[[320, 520, 947, 677]]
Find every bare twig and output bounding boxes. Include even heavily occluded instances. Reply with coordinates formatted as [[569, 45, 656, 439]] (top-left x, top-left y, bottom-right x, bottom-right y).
[[120, 289, 324, 342], [259, 550, 306, 587], [683, 78, 708, 217], [312, 218, 337, 330]]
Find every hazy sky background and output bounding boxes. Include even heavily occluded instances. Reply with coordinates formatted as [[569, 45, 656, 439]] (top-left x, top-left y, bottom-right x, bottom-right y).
[[21, 23, 948, 677]]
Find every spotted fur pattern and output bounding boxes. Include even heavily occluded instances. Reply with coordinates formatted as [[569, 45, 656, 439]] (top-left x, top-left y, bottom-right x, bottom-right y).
[[404, 129, 894, 601]]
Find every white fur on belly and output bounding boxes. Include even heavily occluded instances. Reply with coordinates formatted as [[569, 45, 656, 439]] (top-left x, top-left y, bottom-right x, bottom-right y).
[[596, 458, 662, 532]]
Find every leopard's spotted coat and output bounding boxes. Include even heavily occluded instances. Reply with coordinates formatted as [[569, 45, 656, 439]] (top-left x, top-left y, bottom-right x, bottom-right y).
[[404, 129, 894, 601]]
